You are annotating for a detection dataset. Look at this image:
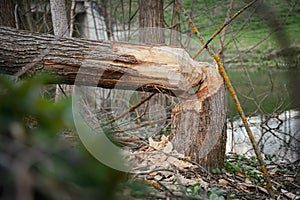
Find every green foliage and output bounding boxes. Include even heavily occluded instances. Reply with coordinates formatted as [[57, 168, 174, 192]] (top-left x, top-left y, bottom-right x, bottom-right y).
[[116, 180, 153, 198], [211, 167, 226, 174], [208, 188, 225, 200], [161, 127, 171, 136], [227, 194, 237, 200], [0, 75, 124, 200], [184, 182, 203, 198], [177, 0, 300, 67], [177, 183, 226, 199], [224, 154, 265, 185]]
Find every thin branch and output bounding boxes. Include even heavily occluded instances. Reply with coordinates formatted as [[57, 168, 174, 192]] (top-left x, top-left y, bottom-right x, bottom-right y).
[[192, 0, 258, 59], [58, 84, 67, 97], [214, 54, 273, 197], [91, 1, 99, 40], [218, 0, 235, 56], [103, 93, 155, 125], [177, 0, 274, 196], [15, 4, 19, 30], [69, 0, 76, 37], [225, 0, 299, 64]]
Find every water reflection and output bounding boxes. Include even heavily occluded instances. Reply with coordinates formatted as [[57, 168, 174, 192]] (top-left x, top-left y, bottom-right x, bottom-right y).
[[226, 109, 300, 162]]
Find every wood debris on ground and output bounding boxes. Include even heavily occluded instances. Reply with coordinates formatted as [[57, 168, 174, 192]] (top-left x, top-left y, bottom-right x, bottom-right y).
[[122, 135, 300, 199]]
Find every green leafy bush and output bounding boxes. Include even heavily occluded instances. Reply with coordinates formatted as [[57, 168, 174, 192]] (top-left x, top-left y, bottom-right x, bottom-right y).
[[0, 75, 124, 200]]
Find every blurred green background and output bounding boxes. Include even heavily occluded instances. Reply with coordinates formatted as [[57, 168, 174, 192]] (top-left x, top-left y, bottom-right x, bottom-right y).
[[0, 74, 125, 200]]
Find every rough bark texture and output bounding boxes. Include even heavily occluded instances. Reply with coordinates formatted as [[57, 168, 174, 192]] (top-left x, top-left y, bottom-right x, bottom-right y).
[[139, 0, 164, 28], [0, 27, 204, 94], [50, 0, 71, 100], [138, 0, 167, 118], [0, 0, 15, 28], [139, 0, 164, 44], [50, 0, 69, 37], [170, 66, 227, 171], [0, 27, 226, 170]]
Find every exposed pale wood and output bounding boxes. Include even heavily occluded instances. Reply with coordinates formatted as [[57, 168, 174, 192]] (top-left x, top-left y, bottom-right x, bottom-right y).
[[0, 27, 227, 170], [0, 27, 205, 94], [170, 65, 227, 171]]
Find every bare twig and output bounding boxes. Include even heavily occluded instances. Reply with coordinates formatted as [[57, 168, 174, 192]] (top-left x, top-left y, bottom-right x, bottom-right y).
[[218, 0, 235, 56], [192, 0, 258, 59], [177, 0, 274, 197], [104, 93, 155, 125], [69, 0, 76, 37], [225, 0, 299, 64]]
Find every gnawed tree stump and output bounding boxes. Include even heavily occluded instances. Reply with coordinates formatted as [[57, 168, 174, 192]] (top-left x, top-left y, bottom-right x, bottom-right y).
[[0, 26, 226, 171], [170, 66, 227, 171]]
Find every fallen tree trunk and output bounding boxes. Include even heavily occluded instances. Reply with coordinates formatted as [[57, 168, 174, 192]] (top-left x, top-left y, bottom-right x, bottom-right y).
[[0, 26, 226, 171], [0, 26, 204, 95]]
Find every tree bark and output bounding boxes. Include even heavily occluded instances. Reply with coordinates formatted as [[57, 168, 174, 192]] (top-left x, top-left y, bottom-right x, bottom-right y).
[[50, 0, 71, 100], [50, 0, 69, 37], [138, 0, 168, 119], [170, 66, 227, 171], [0, 27, 226, 170], [0, 0, 15, 28], [0, 27, 203, 94], [139, 0, 164, 44]]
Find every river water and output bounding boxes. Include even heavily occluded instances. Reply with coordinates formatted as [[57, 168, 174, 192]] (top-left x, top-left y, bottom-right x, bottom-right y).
[[226, 109, 300, 162], [225, 69, 300, 162]]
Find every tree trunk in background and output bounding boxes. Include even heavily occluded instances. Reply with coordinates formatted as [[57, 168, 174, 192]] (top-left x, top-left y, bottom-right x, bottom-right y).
[[50, 0, 72, 100], [138, 1, 226, 171], [16, 0, 35, 31], [0, 0, 15, 27], [139, 0, 164, 44], [170, 0, 181, 46], [50, 0, 69, 37], [138, 0, 169, 121], [139, 0, 164, 28], [100, 0, 113, 40]]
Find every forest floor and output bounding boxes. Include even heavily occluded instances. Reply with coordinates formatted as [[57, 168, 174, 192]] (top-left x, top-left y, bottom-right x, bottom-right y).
[[115, 135, 300, 200]]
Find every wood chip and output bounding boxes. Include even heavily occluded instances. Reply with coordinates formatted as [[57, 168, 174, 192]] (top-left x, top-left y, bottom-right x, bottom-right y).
[[218, 178, 229, 186], [281, 189, 300, 200]]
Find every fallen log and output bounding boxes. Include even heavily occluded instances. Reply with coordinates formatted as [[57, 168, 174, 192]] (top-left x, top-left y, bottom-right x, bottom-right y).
[[0, 26, 204, 95], [0, 26, 226, 171]]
